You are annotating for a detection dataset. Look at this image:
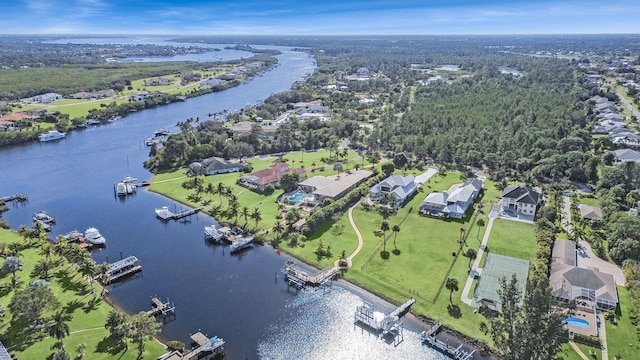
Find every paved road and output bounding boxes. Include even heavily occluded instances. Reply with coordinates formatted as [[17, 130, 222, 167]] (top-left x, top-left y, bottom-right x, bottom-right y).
[[614, 85, 640, 120]]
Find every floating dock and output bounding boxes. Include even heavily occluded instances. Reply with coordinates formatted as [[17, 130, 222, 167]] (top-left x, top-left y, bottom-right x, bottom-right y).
[[1, 193, 27, 202], [281, 260, 338, 288], [421, 322, 475, 360], [147, 296, 176, 319], [104, 256, 142, 284]]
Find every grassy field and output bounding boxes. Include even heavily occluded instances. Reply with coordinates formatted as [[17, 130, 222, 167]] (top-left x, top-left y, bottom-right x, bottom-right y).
[[485, 219, 537, 263], [606, 286, 639, 360], [0, 228, 165, 359]]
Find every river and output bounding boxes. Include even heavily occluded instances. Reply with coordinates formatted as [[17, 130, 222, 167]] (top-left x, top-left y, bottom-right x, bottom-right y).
[[0, 38, 445, 359]]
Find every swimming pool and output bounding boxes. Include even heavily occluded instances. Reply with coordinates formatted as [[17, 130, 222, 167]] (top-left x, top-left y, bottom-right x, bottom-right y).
[[565, 316, 590, 329], [502, 208, 518, 218], [288, 193, 306, 202]]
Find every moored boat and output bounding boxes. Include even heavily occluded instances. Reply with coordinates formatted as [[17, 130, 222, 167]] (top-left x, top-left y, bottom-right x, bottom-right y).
[[33, 211, 55, 224], [38, 130, 66, 142], [155, 206, 174, 220], [115, 182, 127, 196], [85, 227, 106, 245]]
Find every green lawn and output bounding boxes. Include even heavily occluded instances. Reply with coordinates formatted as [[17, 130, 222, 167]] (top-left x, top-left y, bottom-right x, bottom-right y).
[[147, 166, 530, 346], [486, 219, 537, 263], [0, 228, 165, 359], [606, 286, 640, 360]]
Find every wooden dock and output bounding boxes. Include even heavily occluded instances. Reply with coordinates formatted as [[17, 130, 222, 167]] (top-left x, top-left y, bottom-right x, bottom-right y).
[[1, 193, 27, 202], [157, 206, 203, 221], [184, 332, 225, 359], [147, 296, 176, 318], [281, 260, 338, 288], [421, 322, 475, 359]]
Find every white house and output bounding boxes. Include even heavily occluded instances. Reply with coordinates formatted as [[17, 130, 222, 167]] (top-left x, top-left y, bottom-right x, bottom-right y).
[[501, 186, 542, 217], [420, 178, 483, 219], [369, 174, 417, 208]]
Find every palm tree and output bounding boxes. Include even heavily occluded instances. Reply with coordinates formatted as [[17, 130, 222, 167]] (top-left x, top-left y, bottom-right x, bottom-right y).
[[241, 206, 250, 225], [392, 225, 400, 250], [476, 218, 485, 240], [465, 248, 477, 269], [250, 207, 263, 229], [79, 259, 98, 294], [273, 221, 285, 241], [380, 221, 390, 252], [216, 182, 226, 203], [39, 242, 54, 261], [458, 227, 466, 246], [206, 182, 215, 200], [445, 277, 459, 305], [47, 310, 72, 349]]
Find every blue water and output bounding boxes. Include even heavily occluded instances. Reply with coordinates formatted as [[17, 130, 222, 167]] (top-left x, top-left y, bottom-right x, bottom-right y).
[[288, 193, 306, 202], [565, 316, 590, 329], [0, 37, 446, 360]]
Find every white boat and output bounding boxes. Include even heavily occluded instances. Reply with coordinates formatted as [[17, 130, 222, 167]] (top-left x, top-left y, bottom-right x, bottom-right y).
[[38, 130, 66, 142], [33, 211, 55, 224], [155, 206, 174, 220], [115, 182, 127, 196], [86, 118, 100, 125], [154, 128, 170, 137], [122, 176, 138, 183], [204, 225, 224, 241], [230, 235, 254, 253], [63, 230, 83, 242], [85, 227, 106, 245]]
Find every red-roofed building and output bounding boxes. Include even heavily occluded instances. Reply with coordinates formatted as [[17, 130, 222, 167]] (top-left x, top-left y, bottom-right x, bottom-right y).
[[238, 162, 306, 192], [0, 112, 33, 129]]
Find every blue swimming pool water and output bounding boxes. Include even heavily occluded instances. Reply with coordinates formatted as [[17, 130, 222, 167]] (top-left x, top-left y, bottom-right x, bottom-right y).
[[565, 316, 590, 329], [288, 193, 305, 202], [503, 209, 517, 218]]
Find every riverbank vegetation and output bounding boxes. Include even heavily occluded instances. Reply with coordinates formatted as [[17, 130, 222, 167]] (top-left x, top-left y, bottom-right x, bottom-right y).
[[0, 228, 165, 359]]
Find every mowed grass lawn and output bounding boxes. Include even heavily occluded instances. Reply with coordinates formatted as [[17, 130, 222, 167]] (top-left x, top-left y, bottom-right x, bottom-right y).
[[299, 171, 495, 342], [484, 219, 537, 263], [0, 229, 165, 359], [606, 286, 640, 359]]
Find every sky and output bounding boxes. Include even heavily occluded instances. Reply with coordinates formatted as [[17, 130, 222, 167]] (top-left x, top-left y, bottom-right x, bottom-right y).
[[2, 0, 639, 35]]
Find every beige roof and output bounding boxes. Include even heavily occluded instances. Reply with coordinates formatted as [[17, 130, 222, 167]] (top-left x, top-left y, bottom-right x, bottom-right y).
[[580, 205, 603, 220], [301, 170, 373, 200]]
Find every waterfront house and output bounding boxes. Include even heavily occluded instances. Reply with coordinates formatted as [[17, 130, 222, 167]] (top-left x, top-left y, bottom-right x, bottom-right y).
[[187, 157, 247, 176], [420, 178, 483, 218], [369, 174, 417, 208], [501, 185, 542, 217], [299, 169, 373, 203], [239, 162, 306, 192], [550, 239, 618, 310], [31, 92, 63, 104]]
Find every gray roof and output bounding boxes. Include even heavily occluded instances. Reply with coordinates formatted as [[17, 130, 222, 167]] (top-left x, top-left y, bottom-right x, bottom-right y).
[[614, 148, 640, 163], [550, 239, 618, 304], [502, 186, 541, 205], [580, 205, 603, 220]]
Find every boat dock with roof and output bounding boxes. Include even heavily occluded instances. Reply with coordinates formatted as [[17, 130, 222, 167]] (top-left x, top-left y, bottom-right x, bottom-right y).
[[104, 256, 141, 284], [281, 259, 338, 288], [353, 298, 415, 346]]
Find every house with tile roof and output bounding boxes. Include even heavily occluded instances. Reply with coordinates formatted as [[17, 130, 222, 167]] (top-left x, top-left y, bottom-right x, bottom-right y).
[[550, 239, 618, 310], [419, 178, 483, 219], [369, 174, 417, 208], [299, 169, 373, 203], [501, 185, 542, 217], [239, 162, 306, 192]]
